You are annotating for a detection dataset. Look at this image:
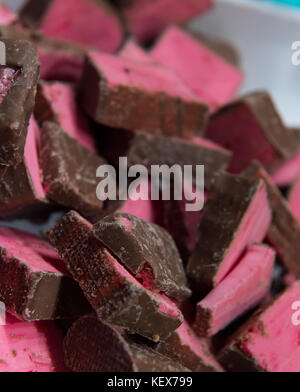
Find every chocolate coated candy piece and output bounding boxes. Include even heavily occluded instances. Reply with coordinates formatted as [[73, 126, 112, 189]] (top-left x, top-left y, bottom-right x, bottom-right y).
[[101, 128, 231, 185], [218, 281, 300, 372], [35, 81, 96, 152], [194, 244, 275, 337], [121, 0, 212, 43], [245, 162, 300, 278], [0, 313, 67, 372], [64, 314, 190, 372], [20, 0, 123, 53], [150, 26, 243, 111], [187, 172, 272, 296], [0, 39, 39, 166], [0, 24, 85, 83], [156, 320, 224, 372], [93, 213, 190, 300], [80, 51, 209, 138], [48, 211, 183, 341], [0, 117, 47, 218], [39, 122, 105, 221], [205, 91, 298, 173], [0, 226, 90, 321]]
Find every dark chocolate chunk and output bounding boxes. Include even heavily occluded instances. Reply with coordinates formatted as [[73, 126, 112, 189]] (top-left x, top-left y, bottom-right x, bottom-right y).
[[101, 128, 231, 185], [161, 182, 205, 263], [0, 39, 39, 166], [79, 51, 209, 138], [93, 212, 191, 300], [0, 226, 90, 321], [187, 172, 271, 296], [64, 314, 190, 372], [0, 117, 47, 218], [244, 161, 300, 278], [47, 211, 183, 341], [39, 121, 104, 221], [205, 91, 298, 173]]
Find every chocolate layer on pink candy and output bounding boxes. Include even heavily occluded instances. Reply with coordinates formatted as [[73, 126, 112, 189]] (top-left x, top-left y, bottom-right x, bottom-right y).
[[93, 213, 191, 300], [64, 314, 189, 372], [35, 81, 96, 152], [205, 91, 298, 173], [0, 39, 39, 166], [0, 226, 90, 321], [245, 162, 300, 278], [47, 211, 183, 341], [162, 185, 206, 263], [156, 320, 223, 372], [20, 0, 123, 53], [0, 117, 47, 218], [0, 314, 67, 372], [100, 128, 231, 185], [79, 51, 208, 138], [187, 172, 272, 296], [194, 244, 275, 337], [39, 122, 106, 221], [150, 27, 243, 111], [120, 0, 212, 43], [219, 281, 300, 372]]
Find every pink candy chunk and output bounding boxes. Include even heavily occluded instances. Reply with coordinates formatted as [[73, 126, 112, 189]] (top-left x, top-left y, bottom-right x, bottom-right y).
[[237, 281, 300, 372], [123, 0, 212, 42], [215, 182, 271, 284], [40, 0, 123, 52], [121, 180, 159, 224], [89, 51, 201, 102], [0, 67, 20, 104], [24, 116, 45, 200], [0, 314, 67, 372], [38, 48, 84, 83], [119, 40, 152, 63], [0, 226, 66, 274], [195, 244, 275, 337], [0, 5, 17, 25], [38, 82, 96, 152], [150, 27, 243, 111], [272, 149, 300, 186], [176, 321, 224, 371]]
